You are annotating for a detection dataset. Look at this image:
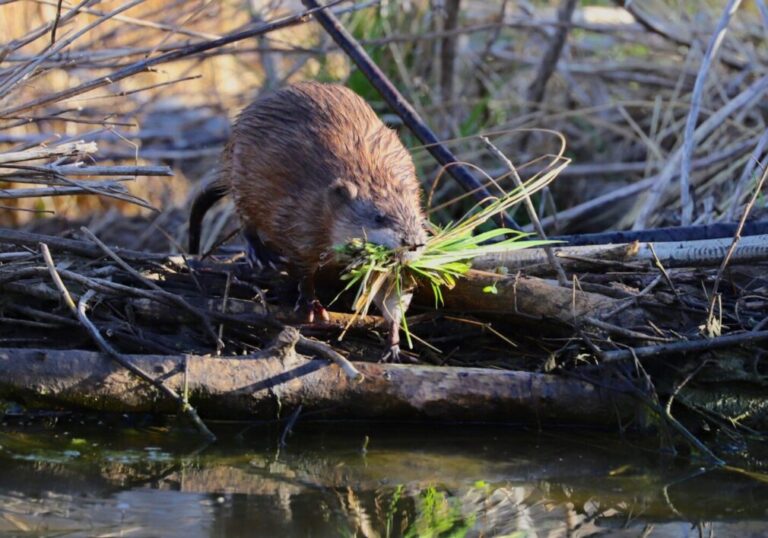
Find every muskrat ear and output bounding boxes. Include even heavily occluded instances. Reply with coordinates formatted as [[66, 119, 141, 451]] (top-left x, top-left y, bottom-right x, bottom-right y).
[[330, 178, 358, 200]]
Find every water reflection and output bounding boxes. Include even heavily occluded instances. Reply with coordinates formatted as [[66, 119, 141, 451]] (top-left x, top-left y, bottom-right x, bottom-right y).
[[0, 421, 766, 537]]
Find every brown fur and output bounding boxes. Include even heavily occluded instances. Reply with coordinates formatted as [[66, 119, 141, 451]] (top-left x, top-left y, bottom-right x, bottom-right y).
[[221, 81, 426, 279]]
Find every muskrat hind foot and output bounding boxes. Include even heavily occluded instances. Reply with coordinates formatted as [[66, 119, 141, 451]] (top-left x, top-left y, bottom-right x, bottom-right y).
[[244, 232, 283, 271], [304, 299, 331, 324]]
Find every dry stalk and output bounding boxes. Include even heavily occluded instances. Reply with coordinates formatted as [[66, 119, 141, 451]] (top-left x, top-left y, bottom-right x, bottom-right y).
[[634, 75, 768, 229], [481, 136, 568, 285], [679, 0, 744, 225], [705, 165, 768, 334]]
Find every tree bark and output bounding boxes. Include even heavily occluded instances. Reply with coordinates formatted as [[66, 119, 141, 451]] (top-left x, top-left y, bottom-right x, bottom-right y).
[[426, 270, 617, 320]]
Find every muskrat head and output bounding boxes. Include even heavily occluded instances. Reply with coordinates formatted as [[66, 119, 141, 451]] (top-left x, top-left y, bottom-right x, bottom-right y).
[[329, 178, 427, 261]]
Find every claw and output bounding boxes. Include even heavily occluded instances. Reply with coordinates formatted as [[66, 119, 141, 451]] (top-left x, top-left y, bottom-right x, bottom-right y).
[[379, 344, 401, 363], [244, 231, 282, 272]]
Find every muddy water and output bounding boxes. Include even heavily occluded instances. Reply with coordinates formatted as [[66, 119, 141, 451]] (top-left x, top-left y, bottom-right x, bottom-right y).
[[0, 419, 766, 537]]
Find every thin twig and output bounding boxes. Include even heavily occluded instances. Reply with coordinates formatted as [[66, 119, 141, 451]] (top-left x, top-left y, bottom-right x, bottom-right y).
[[601, 274, 663, 320], [600, 330, 768, 362], [0, 164, 172, 178], [532, 139, 758, 232], [648, 243, 683, 306], [584, 316, 673, 343], [0, 0, 148, 99], [616, 0, 744, 70], [727, 128, 768, 221], [0, 1, 346, 117], [296, 335, 364, 383], [0, 228, 169, 262], [634, 75, 768, 229], [525, 0, 577, 106], [217, 270, 232, 356], [706, 164, 768, 333], [0, 141, 97, 164], [1, 0, 90, 58], [33, 0, 221, 39], [279, 404, 302, 448], [50, 0, 64, 45], [40, 243, 77, 314], [77, 290, 216, 441], [439, 0, 461, 107], [666, 360, 711, 415]]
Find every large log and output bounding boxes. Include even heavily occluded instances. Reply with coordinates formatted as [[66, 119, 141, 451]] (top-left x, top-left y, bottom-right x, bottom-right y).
[[430, 270, 615, 319], [318, 267, 625, 323], [0, 336, 635, 426]]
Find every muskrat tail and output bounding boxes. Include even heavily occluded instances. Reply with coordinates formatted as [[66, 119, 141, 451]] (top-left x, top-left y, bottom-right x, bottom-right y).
[[188, 177, 229, 255]]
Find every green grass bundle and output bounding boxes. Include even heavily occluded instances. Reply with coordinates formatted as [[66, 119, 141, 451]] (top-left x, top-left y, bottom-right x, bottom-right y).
[[333, 157, 567, 345]]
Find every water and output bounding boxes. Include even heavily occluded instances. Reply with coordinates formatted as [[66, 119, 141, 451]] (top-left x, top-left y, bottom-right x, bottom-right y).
[[0, 418, 767, 537]]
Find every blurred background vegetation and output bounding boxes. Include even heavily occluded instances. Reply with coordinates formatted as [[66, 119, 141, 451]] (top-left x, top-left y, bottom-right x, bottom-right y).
[[1, 0, 766, 251]]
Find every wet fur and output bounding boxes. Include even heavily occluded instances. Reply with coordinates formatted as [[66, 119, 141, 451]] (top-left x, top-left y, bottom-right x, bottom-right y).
[[189, 82, 426, 358], [224, 81, 426, 279]]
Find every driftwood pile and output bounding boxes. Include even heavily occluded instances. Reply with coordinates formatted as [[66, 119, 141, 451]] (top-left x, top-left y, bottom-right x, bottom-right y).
[[1, 1, 768, 461], [0, 213, 767, 460]]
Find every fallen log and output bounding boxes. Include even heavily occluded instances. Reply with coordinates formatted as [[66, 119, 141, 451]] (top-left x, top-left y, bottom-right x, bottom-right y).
[[0, 334, 635, 426]]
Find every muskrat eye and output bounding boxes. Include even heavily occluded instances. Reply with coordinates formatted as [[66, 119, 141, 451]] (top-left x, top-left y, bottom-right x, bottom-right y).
[[374, 213, 387, 226]]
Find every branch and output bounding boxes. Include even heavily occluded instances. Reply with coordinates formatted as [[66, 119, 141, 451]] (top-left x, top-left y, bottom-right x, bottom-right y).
[[634, 75, 768, 229], [0, 1, 345, 117], [40, 242, 216, 441], [600, 330, 768, 362], [525, 0, 577, 106], [0, 141, 97, 164]]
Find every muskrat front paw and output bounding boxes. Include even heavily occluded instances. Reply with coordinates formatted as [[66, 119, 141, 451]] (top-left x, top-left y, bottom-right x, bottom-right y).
[[382, 343, 422, 363], [380, 345, 419, 364], [379, 344, 400, 363]]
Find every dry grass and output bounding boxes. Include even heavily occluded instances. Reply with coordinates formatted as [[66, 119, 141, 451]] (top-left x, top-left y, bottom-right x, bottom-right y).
[[0, 0, 319, 226], [1, 0, 766, 235]]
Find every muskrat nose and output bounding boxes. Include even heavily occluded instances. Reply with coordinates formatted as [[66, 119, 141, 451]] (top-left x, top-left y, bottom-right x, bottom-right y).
[[400, 236, 425, 249], [397, 239, 425, 263]]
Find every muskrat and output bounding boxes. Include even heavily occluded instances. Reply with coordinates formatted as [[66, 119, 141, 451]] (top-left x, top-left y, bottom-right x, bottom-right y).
[[189, 82, 427, 361]]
